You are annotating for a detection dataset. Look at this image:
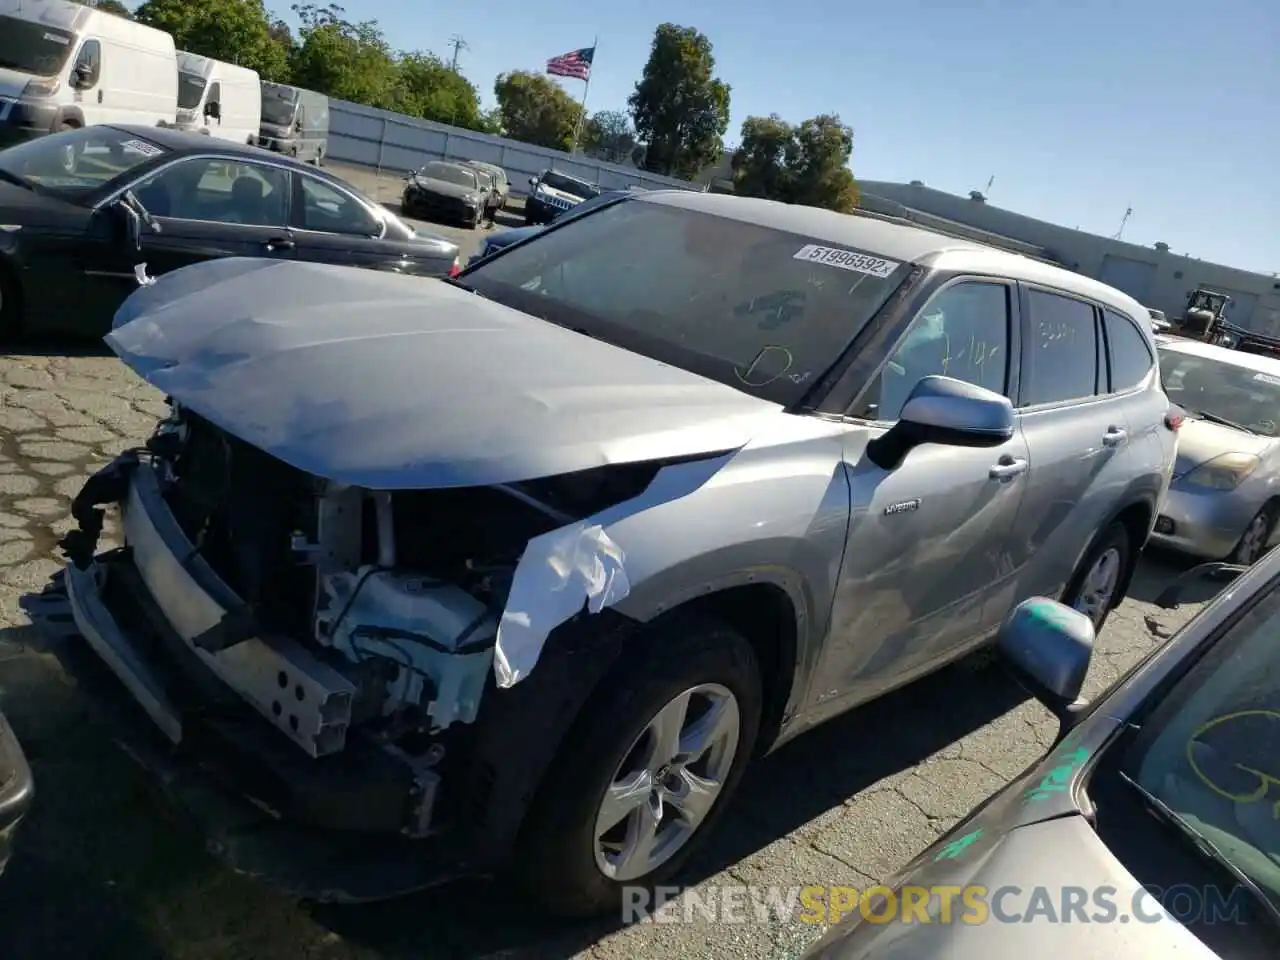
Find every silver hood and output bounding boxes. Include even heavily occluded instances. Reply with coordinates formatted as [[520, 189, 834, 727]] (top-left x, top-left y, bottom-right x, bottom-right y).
[[105, 258, 781, 489], [1172, 417, 1276, 476]]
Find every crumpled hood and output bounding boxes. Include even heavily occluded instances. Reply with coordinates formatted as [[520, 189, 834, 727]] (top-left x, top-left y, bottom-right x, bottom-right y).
[[409, 177, 477, 200], [105, 258, 780, 489], [1173, 417, 1275, 476]]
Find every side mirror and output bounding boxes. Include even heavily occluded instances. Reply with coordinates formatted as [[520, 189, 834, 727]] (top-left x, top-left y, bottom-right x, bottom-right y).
[[205, 101, 221, 120], [72, 64, 93, 89], [528, 176, 538, 187], [120, 203, 143, 251], [866, 375, 1015, 470], [997, 597, 1095, 729]]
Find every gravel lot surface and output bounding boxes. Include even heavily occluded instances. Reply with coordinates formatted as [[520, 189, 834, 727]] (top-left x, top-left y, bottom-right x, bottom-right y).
[[0, 182, 1217, 958]]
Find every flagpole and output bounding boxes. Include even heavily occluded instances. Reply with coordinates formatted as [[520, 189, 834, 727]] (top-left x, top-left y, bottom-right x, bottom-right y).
[[570, 35, 597, 154]]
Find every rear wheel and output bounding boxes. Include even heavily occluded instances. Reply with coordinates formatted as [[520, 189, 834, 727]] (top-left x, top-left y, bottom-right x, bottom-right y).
[[1063, 522, 1131, 632], [515, 613, 761, 917]]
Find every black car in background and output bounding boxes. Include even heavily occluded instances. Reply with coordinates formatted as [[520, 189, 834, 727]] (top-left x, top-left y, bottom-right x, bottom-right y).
[[804, 558, 1280, 960], [470, 187, 643, 263], [0, 124, 460, 339], [524, 169, 599, 225], [401, 160, 492, 228]]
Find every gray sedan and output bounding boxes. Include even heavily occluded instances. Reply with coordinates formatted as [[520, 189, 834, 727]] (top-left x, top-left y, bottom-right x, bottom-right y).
[[805, 557, 1280, 959], [1152, 337, 1280, 564]]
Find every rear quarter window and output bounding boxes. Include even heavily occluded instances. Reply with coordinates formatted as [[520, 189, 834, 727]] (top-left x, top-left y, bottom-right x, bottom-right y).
[[1103, 309, 1155, 391]]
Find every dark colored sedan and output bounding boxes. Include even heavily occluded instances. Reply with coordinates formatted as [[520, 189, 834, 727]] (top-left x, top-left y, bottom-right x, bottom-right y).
[[804, 558, 1280, 959], [0, 124, 461, 339], [0, 709, 33, 877], [401, 161, 490, 228], [470, 188, 641, 264]]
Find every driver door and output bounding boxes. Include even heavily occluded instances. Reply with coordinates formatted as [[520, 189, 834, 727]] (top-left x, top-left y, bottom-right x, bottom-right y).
[[81, 157, 296, 322], [808, 279, 1031, 714]]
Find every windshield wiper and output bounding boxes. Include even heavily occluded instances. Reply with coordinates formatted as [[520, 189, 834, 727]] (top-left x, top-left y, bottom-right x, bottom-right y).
[[1119, 770, 1280, 930], [1187, 409, 1256, 434]]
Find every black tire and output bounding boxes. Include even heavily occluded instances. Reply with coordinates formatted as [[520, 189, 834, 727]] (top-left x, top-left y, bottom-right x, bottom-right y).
[[0, 264, 22, 341], [1061, 521, 1132, 632], [515, 613, 762, 917], [1229, 504, 1275, 565]]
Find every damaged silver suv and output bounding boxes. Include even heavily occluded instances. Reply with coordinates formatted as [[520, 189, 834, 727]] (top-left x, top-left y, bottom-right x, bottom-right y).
[[55, 192, 1177, 916]]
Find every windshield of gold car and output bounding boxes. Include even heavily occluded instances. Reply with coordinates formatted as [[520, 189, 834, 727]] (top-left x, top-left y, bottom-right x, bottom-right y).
[[1159, 347, 1280, 436], [461, 198, 911, 405], [1125, 580, 1280, 908]]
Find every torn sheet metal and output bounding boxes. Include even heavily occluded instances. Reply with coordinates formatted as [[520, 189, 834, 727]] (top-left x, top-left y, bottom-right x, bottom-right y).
[[494, 452, 734, 687]]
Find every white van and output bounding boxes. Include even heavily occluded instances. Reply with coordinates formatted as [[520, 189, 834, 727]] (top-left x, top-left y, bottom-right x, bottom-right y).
[[0, 0, 177, 147], [174, 51, 261, 146]]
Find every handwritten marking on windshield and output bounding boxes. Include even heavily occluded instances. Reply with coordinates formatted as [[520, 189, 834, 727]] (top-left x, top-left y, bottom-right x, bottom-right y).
[[735, 345, 794, 387], [1186, 710, 1280, 818]]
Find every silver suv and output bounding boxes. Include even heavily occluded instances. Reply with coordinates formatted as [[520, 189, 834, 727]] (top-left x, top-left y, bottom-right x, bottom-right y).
[[56, 191, 1177, 917]]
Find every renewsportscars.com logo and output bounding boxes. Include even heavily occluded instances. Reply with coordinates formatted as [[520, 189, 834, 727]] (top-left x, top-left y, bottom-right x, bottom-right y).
[[621, 883, 1256, 926]]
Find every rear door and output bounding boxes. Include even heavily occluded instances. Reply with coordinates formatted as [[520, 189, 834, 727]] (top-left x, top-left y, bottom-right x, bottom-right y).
[[1006, 286, 1138, 602], [1101, 306, 1172, 500]]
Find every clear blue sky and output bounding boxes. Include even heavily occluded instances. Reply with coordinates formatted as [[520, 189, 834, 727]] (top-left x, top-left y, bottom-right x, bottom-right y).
[[276, 0, 1277, 274]]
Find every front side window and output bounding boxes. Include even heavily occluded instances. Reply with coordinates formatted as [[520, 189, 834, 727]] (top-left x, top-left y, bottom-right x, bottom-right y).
[[1121, 577, 1280, 912], [0, 126, 167, 196], [852, 281, 1011, 421], [1104, 309, 1155, 391], [0, 17, 75, 76], [296, 175, 379, 236], [177, 71, 207, 110], [462, 198, 911, 406], [1022, 290, 1099, 406], [1159, 348, 1280, 437], [131, 158, 289, 226], [72, 39, 101, 88]]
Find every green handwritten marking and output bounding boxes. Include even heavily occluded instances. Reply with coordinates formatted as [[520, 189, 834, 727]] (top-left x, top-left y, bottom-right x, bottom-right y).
[[934, 827, 983, 862], [1024, 747, 1091, 801], [1025, 599, 1079, 632]]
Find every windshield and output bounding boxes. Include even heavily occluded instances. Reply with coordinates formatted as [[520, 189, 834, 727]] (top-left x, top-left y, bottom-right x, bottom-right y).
[[177, 71, 207, 111], [261, 85, 298, 125], [0, 126, 167, 197], [540, 171, 597, 197], [1159, 347, 1280, 436], [0, 16, 75, 76], [1123, 580, 1280, 912], [463, 197, 911, 405], [421, 163, 477, 188]]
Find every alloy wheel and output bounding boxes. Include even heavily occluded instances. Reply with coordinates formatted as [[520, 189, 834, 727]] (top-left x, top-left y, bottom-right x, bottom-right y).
[[1236, 513, 1270, 564], [593, 683, 740, 882], [1072, 546, 1121, 626]]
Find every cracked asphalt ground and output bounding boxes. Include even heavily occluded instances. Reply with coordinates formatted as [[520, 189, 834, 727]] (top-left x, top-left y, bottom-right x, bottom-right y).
[[0, 317, 1215, 956]]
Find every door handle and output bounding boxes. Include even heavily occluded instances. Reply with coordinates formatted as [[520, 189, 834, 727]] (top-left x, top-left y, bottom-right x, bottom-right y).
[[97, 90, 103, 104], [1102, 426, 1128, 447], [989, 457, 1028, 480], [263, 237, 295, 252]]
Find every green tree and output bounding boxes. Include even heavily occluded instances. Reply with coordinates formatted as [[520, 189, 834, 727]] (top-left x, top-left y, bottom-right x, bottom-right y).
[[493, 71, 582, 151], [134, 0, 289, 80], [396, 52, 484, 131], [288, 3, 399, 108], [731, 113, 859, 212], [628, 24, 730, 179], [72, 0, 132, 16], [581, 109, 637, 164]]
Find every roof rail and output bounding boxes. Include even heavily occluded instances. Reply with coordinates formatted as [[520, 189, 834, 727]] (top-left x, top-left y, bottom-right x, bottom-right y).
[[850, 207, 1063, 268]]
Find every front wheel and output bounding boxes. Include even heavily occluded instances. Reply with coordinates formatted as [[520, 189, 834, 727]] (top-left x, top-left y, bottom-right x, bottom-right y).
[[515, 613, 761, 917], [1229, 505, 1274, 565], [1063, 522, 1132, 632]]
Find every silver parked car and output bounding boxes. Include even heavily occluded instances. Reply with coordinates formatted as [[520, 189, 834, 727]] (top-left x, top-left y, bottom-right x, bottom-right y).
[[461, 159, 510, 209], [53, 192, 1177, 916], [1152, 337, 1280, 564]]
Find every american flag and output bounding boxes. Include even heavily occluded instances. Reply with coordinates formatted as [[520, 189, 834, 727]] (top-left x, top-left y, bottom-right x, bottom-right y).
[[546, 46, 595, 81]]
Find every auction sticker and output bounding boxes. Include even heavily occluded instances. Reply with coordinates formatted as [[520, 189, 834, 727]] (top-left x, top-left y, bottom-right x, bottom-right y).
[[121, 139, 164, 157], [793, 244, 899, 278]]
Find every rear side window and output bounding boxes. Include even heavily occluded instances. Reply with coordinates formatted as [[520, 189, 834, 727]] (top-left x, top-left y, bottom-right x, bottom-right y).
[[1022, 290, 1099, 406], [1103, 309, 1155, 391]]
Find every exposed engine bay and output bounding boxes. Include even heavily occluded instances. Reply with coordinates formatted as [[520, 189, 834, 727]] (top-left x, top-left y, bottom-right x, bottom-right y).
[[141, 401, 663, 761]]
